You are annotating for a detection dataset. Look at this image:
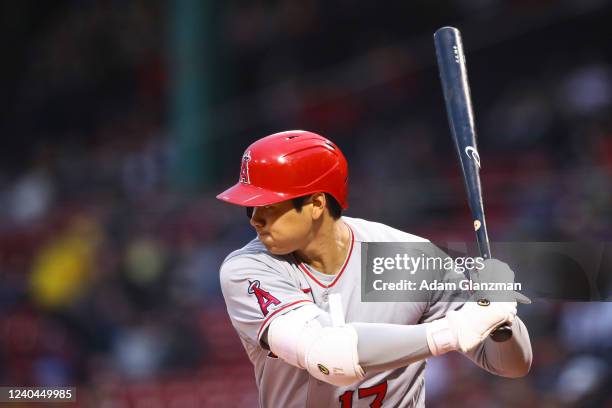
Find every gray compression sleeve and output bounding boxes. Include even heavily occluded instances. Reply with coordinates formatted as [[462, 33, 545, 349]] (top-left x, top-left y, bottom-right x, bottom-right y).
[[351, 322, 432, 373], [462, 316, 532, 377], [311, 313, 432, 374]]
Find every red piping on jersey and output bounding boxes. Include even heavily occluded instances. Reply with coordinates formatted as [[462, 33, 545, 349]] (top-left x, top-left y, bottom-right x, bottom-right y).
[[257, 299, 313, 339], [295, 223, 355, 289]]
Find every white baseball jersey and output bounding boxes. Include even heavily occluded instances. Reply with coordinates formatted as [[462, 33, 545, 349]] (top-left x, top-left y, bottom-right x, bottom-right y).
[[220, 216, 471, 408]]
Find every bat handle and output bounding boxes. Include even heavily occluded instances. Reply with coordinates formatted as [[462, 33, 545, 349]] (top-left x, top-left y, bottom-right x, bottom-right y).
[[476, 296, 513, 342], [478, 249, 513, 342], [490, 324, 513, 342]]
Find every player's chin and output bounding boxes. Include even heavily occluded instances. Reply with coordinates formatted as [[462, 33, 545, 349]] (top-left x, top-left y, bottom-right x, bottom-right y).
[[269, 247, 292, 256], [264, 242, 294, 256], [264, 242, 292, 255], [258, 235, 289, 255]]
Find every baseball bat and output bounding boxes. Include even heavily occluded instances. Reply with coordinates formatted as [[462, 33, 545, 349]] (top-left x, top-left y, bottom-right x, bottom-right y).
[[433, 26, 512, 342]]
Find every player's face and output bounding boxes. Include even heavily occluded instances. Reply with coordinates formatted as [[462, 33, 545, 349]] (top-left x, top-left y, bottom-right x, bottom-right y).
[[249, 199, 314, 255]]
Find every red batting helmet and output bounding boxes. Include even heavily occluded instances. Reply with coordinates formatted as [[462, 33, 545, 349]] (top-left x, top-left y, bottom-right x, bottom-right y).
[[216, 130, 349, 209]]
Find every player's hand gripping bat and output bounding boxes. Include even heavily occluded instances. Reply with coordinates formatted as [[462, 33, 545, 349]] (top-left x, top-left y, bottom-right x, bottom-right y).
[[434, 26, 512, 342]]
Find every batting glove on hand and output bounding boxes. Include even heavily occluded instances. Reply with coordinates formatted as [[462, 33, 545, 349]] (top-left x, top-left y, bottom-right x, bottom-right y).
[[426, 259, 532, 355], [470, 259, 531, 304], [426, 300, 517, 355]]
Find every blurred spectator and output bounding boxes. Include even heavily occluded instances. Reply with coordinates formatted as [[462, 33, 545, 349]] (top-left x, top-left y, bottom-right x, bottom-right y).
[[29, 216, 101, 310]]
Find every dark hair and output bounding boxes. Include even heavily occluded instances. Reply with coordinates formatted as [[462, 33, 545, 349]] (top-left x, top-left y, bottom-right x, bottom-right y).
[[292, 193, 342, 219], [245, 193, 343, 219]]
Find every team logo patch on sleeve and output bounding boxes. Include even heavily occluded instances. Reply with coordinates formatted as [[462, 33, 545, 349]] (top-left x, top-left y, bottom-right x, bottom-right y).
[[248, 280, 281, 316]]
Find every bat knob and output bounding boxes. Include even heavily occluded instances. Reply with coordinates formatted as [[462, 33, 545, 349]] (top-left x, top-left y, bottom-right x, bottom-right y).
[[490, 324, 513, 342]]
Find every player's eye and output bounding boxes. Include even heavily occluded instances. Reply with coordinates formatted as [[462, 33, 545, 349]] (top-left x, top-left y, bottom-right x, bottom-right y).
[[246, 207, 254, 218]]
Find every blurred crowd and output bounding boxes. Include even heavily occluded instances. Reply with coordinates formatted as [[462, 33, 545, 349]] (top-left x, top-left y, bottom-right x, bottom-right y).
[[0, 0, 610, 406]]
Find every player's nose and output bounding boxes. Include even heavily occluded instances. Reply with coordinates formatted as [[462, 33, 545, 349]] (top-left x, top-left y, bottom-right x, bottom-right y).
[[249, 207, 266, 229]]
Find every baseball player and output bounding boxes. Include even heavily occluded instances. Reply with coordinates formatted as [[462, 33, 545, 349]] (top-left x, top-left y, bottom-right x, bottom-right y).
[[217, 130, 532, 407]]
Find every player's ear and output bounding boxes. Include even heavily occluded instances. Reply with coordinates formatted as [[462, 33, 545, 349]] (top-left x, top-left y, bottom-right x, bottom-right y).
[[310, 193, 326, 220]]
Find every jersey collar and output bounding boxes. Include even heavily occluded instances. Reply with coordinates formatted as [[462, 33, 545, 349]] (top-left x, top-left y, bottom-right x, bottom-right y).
[[294, 223, 355, 289]]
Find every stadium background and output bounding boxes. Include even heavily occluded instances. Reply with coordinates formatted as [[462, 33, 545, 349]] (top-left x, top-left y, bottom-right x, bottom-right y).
[[0, 1, 611, 406]]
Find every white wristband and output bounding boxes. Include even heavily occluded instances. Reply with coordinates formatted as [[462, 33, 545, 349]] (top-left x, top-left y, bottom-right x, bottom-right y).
[[425, 318, 458, 356]]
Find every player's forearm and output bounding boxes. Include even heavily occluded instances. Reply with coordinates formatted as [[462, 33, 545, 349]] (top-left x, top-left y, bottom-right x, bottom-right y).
[[464, 316, 532, 378], [266, 307, 433, 383], [351, 322, 432, 373]]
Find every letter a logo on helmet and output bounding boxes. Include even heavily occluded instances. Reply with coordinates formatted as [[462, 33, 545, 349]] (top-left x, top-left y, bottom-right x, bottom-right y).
[[239, 150, 252, 184], [217, 130, 349, 209]]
